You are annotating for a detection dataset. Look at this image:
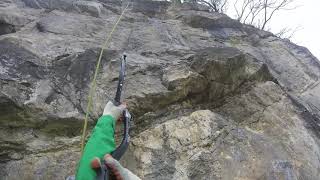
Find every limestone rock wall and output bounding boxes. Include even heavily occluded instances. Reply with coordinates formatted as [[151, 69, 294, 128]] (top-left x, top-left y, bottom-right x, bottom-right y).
[[0, 0, 319, 179]]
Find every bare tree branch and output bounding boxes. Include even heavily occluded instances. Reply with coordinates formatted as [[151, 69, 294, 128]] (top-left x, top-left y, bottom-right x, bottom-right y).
[[234, 0, 241, 17], [220, 0, 228, 13], [261, 0, 294, 30], [233, 0, 297, 30], [237, 0, 252, 21], [276, 25, 302, 39], [188, 0, 227, 12], [186, 0, 299, 34], [249, 0, 264, 24]]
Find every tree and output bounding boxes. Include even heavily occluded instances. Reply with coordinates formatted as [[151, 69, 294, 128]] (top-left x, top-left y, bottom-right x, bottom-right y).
[[177, 0, 300, 38], [275, 26, 302, 39], [234, 0, 297, 30], [186, 0, 228, 13]]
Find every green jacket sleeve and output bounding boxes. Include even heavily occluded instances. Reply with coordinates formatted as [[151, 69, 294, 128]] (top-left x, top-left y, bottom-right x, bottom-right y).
[[76, 115, 116, 180]]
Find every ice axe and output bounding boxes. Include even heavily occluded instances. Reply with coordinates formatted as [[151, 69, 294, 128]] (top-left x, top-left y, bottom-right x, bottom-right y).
[[95, 55, 132, 180]]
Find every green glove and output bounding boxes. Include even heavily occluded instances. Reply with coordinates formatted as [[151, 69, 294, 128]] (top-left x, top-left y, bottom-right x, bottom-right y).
[[76, 101, 125, 180]]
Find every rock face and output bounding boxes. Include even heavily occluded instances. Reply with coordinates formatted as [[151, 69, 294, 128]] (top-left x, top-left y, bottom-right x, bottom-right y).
[[0, 0, 319, 179]]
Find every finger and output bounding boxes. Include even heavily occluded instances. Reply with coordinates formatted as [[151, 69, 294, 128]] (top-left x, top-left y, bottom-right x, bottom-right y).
[[117, 116, 124, 123], [119, 101, 127, 109], [106, 159, 122, 180], [91, 157, 101, 169], [107, 101, 114, 106], [117, 104, 126, 111], [121, 102, 127, 107], [116, 174, 123, 180], [104, 154, 125, 172], [114, 171, 121, 177]]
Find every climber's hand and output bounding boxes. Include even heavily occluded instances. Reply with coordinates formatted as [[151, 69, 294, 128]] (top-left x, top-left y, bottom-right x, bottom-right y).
[[90, 155, 141, 180], [103, 101, 126, 121]]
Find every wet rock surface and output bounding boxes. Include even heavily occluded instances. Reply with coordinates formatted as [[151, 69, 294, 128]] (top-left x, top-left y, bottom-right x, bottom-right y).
[[0, 0, 319, 179]]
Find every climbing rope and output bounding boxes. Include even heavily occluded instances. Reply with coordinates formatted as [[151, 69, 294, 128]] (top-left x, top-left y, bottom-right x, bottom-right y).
[[80, 2, 131, 156]]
